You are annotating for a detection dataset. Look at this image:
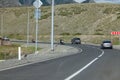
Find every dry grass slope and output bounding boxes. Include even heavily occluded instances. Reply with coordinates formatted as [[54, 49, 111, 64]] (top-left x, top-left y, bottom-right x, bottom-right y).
[[0, 3, 120, 43]]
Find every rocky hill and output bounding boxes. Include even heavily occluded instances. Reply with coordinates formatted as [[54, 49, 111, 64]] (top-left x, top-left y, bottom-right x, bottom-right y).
[[0, 0, 95, 7], [82, 0, 95, 3], [0, 0, 20, 7]]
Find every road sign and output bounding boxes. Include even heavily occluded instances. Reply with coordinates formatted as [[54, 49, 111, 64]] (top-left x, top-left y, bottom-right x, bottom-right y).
[[33, 0, 43, 53], [33, 0, 43, 8], [34, 9, 41, 19], [111, 31, 120, 35]]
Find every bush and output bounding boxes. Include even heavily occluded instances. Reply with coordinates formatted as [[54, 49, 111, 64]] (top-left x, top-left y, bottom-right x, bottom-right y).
[[58, 6, 87, 16], [73, 33, 82, 35], [112, 37, 119, 45], [0, 53, 5, 59], [103, 8, 113, 14], [58, 10, 72, 16], [41, 13, 51, 19], [0, 44, 38, 60], [95, 29, 103, 32], [94, 32, 104, 35], [103, 7, 120, 14], [117, 15, 120, 19], [0, 52, 16, 60], [71, 7, 87, 14], [8, 34, 26, 40], [60, 33, 70, 35]]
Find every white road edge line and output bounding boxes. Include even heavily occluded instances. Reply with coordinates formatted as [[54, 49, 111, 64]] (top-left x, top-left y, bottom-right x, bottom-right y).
[[0, 46, 82, 72], [64, 49, 104, 80], [0, 59, 51, 72], [79, 48, 83, 53]]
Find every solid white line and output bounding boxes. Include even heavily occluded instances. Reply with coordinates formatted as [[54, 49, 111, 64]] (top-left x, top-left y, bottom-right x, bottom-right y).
[[0, 57, 57, 72], [64, 49, 104, 80], [79, 48, 83, 53], [98, 51, 104, 58], [0, 60, 5, 62], [65, 58, 98, 80]]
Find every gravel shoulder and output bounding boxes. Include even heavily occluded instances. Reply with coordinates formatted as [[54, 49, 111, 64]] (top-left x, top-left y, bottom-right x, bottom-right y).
[[0, 44, 79, 71], [0, 43, 119, 71]]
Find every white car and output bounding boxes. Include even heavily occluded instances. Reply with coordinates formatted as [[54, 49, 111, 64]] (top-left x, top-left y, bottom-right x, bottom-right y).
[[101, 40, 113, 49]]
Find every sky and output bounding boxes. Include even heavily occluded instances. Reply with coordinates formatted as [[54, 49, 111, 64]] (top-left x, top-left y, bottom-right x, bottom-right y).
[[74, 0, 120, 4]]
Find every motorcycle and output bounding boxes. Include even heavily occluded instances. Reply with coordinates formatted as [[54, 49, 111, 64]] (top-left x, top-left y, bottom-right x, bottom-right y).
[[60, 39, 65, 45]]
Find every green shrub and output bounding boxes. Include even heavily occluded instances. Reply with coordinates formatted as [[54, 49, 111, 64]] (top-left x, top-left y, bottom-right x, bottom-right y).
[[60, 32, 70, 35], [103, 8, 113, 14], [71, 7, 87, 14], [41, 13, 51, 19], [0, 52, 17, 60], [112, 37, 119, 45], [0, 44, 40, 60], [73, 33, 82, 35], [58, 10, 73, 16], [114, 7, 120, 12], [95, 29, 103, 32], [0, 53, 5, 59], [117, 15, 120, 19], [12, 8, 26, 17], [94, 32, 104, 35], [58, 7, 73, 16], [8, 34, 26, 40], [103, 7, 120, 14]]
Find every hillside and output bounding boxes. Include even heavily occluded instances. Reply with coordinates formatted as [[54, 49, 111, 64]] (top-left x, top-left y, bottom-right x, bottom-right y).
[[0, 0, 76, 7], [0, 0, 95, 7], [0, 0, 20, 7], [0, 3, 120, 43]]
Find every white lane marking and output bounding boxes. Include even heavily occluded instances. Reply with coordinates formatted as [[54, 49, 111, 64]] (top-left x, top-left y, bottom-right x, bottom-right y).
[[0, 60, 5, 62], [65, 49, 104, 80], [79, 48, 83, 53], [0, 59, 49, 72], [98, 52, 104, 58]]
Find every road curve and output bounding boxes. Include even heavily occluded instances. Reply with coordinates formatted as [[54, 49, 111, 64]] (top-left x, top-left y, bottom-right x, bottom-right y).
[[0, 44, 119, 80]]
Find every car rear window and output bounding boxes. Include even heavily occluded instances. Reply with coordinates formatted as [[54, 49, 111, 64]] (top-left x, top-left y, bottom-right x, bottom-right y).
[[103, 41, 111, 43], [75, 38, 80, 40]]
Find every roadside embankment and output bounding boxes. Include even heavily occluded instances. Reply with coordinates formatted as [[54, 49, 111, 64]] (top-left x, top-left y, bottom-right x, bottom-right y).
[[0, 44, 79, 71]]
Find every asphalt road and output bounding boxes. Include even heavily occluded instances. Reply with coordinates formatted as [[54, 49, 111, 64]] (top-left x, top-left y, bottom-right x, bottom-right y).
[[0, 44, 120, 80]]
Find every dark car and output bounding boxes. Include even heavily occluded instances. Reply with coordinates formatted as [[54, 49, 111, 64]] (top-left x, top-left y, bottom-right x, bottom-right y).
[[71, 38, 81, 44], [3, 37, 10, 41], [101, 40, 113, 49]]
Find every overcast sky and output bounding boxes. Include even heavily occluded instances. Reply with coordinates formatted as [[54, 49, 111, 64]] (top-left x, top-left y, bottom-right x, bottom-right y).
[[74, 0, 120, 4]]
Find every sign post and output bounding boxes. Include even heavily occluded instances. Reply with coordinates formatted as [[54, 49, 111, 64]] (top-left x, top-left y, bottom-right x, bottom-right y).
[[111, 31, 120, 45], [33, 0, 43, 54], [27, 8, 30, 47], [18, 47, 21, 60]]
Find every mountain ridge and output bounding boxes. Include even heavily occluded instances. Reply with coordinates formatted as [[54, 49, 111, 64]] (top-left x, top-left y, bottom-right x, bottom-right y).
[[0, 0, 95, 7]]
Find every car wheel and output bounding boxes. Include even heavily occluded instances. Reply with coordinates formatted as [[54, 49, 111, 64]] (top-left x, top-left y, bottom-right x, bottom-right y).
[[110, 47, 113, 49], [101, 46, 104, 49]]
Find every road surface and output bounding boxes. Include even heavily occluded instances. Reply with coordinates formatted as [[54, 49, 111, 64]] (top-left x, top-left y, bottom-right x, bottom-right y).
[[0, 44, 120, 80]]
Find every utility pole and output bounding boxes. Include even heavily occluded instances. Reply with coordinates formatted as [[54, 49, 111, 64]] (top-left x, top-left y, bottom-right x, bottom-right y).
[[27, 7, 30, 47], [51, 0, 55, 51]]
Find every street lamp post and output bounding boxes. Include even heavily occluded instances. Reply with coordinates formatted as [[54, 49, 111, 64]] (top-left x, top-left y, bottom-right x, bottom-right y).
[[51, 0, 55, 51], [27, 8, 30, 47], [33, 0, 43, 53]]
